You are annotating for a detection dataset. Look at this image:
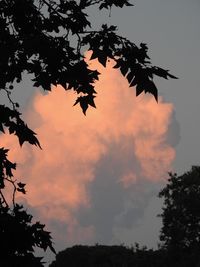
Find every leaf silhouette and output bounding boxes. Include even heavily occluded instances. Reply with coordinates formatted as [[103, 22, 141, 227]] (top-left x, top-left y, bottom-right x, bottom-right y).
[[145, 80, 158, 101], [17, 182, 26, 188], [97, 50, 107, 67]]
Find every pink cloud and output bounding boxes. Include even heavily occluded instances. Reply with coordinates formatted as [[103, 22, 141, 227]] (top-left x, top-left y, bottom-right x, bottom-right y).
[[0, 54, 175, 244]]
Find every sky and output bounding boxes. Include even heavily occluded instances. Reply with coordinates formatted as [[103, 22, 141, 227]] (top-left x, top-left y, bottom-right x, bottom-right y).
[[0, 0, 200, 265]]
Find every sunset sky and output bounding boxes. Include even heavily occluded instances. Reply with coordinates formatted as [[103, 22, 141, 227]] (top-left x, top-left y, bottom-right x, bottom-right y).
[[0, 0, 200, 265]]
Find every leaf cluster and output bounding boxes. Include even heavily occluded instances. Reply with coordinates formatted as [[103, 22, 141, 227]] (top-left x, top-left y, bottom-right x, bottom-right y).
[[0, 105, 41, 147], [0, 147, 55, 266], [0, 148, 16, 190], [0, 204, 55, 267], [0, 0, 177, 117], [99, 0, 133, 10], [159, 166, 200, 254]]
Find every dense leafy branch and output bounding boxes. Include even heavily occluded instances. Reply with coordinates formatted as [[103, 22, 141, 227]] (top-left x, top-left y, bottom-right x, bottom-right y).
[[0, 105, 41, 147], [0, 0, 177, 119]]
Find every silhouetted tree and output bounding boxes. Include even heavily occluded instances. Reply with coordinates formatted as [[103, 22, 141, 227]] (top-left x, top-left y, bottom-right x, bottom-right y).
[[0, 0, 177, 264], [159, 166, 200, 266], [49, 244, 169, 267]]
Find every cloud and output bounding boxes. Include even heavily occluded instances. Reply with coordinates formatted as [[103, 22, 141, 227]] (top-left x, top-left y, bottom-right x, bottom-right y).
[[0, 54, 178, 249]]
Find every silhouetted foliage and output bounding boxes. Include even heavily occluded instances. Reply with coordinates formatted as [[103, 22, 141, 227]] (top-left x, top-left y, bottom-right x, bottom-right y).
[[0, 0, 177, 265], [0, 105, 41, 147], [159, 166, 200, 266], [49, 245, 168, 267], [0, 148, 55, 266], [0, 205, 55, 267], [0, 0, 177, 119]]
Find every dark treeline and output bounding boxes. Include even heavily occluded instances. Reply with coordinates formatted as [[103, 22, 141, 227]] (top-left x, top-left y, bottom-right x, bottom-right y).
[[49, 244, 200, 267], [49, 245, 167, 267]]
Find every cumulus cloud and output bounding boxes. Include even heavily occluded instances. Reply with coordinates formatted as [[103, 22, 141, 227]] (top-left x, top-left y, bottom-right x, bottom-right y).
[[0, 54, 178, 249]]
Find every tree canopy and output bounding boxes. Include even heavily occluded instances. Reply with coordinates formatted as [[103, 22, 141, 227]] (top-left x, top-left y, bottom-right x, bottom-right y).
[[159, 167, 200, 253], [0, 0, 177, 265], [49, 244, 166, 267], [0, 0, 177, 125]]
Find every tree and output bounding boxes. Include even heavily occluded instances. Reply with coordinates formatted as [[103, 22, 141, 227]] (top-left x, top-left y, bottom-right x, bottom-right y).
[[0, 0, 177, 264], [49, 244, 167, 267], [159, 166, 200, 265]]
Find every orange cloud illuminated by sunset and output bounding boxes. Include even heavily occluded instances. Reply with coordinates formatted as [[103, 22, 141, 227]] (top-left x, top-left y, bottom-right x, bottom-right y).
[[0, 53, 176, 244]]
